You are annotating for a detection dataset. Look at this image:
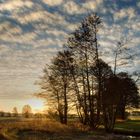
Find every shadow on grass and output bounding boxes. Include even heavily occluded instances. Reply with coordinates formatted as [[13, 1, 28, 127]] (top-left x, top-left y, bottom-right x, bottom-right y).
[[0, 134, 7, 140], [114, 120, 140, 137], [18, 129, 80, 140]]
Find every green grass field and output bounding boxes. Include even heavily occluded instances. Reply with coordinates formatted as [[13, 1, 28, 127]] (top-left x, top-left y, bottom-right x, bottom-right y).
[[115, 120, 140, 131]]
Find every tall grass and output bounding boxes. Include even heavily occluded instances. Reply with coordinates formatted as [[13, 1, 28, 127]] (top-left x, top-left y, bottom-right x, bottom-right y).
[[0, 118, 140, 140], [0, 118, 84, 139]]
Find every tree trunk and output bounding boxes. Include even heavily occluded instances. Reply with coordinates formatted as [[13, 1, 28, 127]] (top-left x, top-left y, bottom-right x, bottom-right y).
[[103, 105, 117, 133], [94, 26, 101, 126], [63, 83, 68, 124]]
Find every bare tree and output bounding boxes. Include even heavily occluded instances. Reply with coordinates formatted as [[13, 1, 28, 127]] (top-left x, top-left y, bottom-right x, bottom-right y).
[[38, 50, 73, 124], [68, 13, 104, 128], [113, 37, 135, 75]]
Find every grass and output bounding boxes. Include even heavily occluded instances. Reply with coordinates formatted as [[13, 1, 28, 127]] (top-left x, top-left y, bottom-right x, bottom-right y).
[[0, 118, 83, 140], [0, 117, 139, 140], [115, 120, 140, 131]]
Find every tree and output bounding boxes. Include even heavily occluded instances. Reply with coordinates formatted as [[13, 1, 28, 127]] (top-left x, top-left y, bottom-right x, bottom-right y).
[[22, 105, 32, 118], [38, 13, 139, 132], [0, 111, 4, 117], [102, 72, 139, 132], [113, 37, 135, 75], [117, 72, 139, 119], [38, 68, 64, 123], [133, 71, 140, 90], [51, 50, 74, 124], [68, 13, 103, 128], [12, 107, 18, 117], [102, 76, 123, 132], [39, 50, 74, 124]]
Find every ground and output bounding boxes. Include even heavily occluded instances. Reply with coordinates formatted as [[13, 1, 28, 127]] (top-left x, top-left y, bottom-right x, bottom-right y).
[[0, 117, 139, 140]]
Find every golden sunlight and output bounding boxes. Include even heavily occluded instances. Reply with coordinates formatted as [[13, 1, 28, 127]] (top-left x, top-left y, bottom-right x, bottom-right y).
[[25, 98, 45, 113]]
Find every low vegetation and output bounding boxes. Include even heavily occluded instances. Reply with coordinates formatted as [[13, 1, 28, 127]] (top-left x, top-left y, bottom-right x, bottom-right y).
[[0, 117, 139, 140]]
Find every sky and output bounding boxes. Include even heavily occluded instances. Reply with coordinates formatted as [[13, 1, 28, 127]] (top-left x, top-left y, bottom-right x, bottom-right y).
[[0, 0, 140, 113]]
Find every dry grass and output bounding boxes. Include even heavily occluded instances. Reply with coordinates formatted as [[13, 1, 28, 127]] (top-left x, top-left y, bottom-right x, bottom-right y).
[[0, 118, 140, 140], [0, 118, 84, 140]]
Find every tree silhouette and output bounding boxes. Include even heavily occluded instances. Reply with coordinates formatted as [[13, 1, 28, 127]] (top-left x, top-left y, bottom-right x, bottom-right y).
[[102, 76, 123, 132], [117, 72, 139, 119], [68, 13, 103, 128], [22, 105, 32, 118], [39, 50, 74, 124], [102, 72, 139, 132], [12, 107, 18, 117], [38, 13, 140, 132]]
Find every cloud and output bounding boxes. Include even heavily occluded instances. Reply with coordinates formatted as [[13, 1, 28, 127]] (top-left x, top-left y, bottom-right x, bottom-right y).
[[62, 0, 103, 15], [13, 10, 54, 24], [82, 0, 103, 11], [98, 19, 140, 73], [63, 1, 86, 15], [16, 11, 47, 24], [0, 0, 33, 11], [13, 9, 68, 32], [128, 18, 140, 31], [114, 8, 136, 21], [0, 44, 11, 54], [0, 0, 139, 107], [46, 29, 67, 37], [0, 77, 39, 100], [0, 30, 37, 45], [43, 0, 63, 6], [34, 38, 64, 48], [0, 45, 57, 100], [129, 37, 140, 49]]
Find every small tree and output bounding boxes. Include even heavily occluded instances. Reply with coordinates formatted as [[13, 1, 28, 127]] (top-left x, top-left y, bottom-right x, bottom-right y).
[[0, 111, 4, 117], [22, 105, 32, 118], [12, 107, 18, 117], [113, 36, 135, 75]]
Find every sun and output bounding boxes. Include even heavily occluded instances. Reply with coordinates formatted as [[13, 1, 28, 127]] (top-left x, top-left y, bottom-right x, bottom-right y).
[[25, 98, 45, 113]]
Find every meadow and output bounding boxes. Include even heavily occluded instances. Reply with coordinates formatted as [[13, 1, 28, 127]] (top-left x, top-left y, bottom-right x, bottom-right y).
[[0, 117, 140, 140]]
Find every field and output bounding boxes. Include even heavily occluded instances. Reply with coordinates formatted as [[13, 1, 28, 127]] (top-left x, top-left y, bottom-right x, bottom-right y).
[[0, 117, 140, 140], [115, 120, 140, 131]]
